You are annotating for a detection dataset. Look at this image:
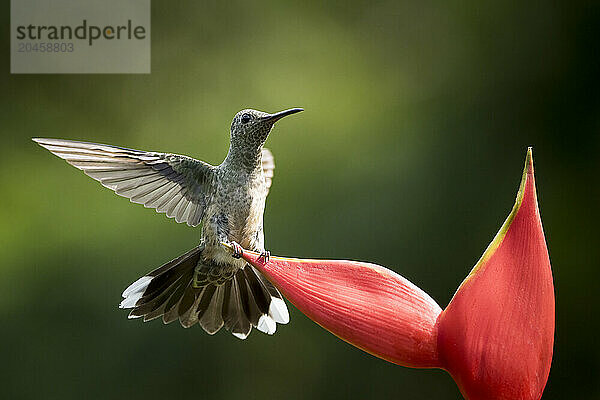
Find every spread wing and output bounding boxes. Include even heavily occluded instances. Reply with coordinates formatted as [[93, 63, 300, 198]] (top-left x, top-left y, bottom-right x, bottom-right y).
[[34, 138, 215, 227], [261, 148, 275, 195]]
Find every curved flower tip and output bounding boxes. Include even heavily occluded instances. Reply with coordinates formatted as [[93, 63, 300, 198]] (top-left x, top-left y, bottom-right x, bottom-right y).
[[437, 148, 555, 400], [239, 251, 443, 368]]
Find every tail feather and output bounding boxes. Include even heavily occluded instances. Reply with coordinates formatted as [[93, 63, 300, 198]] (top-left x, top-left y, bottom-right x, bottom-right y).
[[128, 270, 191, 318], [199, 285, 224, 334], [143, 300, 169, 322], [120, 246, 289, 338], [143, 258, 195, 299], [179, 287, 204, 328], [122, 276, 152, 299], [223, 276, 252, 339], [243, 266, 270, 315], [257, 314, 277, 335], [162, 292, 184, 324], [248, 265, 290, 324], [237, 271, 262, 327], [161, 278, 191, 324], [177, 281, 198, 317], [243, 266, 278, 334]]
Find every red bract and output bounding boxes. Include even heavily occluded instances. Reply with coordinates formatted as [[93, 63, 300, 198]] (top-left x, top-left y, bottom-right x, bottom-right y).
[[437, 148, 554, 399], [244, 257, 442, 367], [231, 148, 554, 400]]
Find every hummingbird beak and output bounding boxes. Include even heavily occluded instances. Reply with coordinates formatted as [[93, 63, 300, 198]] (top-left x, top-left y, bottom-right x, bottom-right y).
[[262, 108, 304, 123]]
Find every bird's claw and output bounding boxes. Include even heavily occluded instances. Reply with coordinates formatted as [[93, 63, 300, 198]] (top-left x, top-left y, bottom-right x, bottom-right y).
[[231, 242, 243, 259], [258, 250, 270, 263]]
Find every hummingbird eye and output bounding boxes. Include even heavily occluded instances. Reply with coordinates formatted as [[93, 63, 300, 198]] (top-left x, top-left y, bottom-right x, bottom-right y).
[[241, 113, 252, 124]]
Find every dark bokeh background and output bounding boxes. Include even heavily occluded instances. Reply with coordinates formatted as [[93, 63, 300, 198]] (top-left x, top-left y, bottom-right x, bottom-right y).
[[1, 1, 599, 399]]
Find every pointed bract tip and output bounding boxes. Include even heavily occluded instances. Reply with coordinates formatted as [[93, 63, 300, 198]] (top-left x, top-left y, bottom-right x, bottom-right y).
[[517, 147, 536, 205], [525, 147, 534, 175], [437, 145, 553, 400]]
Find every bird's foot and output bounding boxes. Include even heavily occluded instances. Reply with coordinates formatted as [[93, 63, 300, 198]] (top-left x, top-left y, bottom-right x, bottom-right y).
[[258, 250, 271, 263], [231, 241, 244, 259]]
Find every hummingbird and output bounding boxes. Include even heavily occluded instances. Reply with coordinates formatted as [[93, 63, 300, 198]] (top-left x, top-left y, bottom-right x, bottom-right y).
[[33, 107, 303, 339]]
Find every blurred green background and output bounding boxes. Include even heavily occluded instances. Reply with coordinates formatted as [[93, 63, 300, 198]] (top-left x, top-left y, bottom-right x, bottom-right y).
[[2, 1, 599, 399]]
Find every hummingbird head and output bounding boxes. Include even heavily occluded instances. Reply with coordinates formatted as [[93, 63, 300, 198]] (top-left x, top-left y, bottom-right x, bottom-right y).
[[230, 108, 303, 150]]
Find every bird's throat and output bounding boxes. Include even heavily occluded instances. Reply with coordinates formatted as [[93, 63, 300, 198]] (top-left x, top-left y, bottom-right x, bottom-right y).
[[223, 144, 263, 172]]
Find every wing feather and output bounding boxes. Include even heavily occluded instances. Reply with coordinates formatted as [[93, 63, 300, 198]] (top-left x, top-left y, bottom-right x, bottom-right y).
[[261, 148, 275, 194], [34, 138, 215, 227]]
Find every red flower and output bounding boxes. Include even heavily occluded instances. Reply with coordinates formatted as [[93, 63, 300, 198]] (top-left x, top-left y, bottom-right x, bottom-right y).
[[229, 148, 554, 400]]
